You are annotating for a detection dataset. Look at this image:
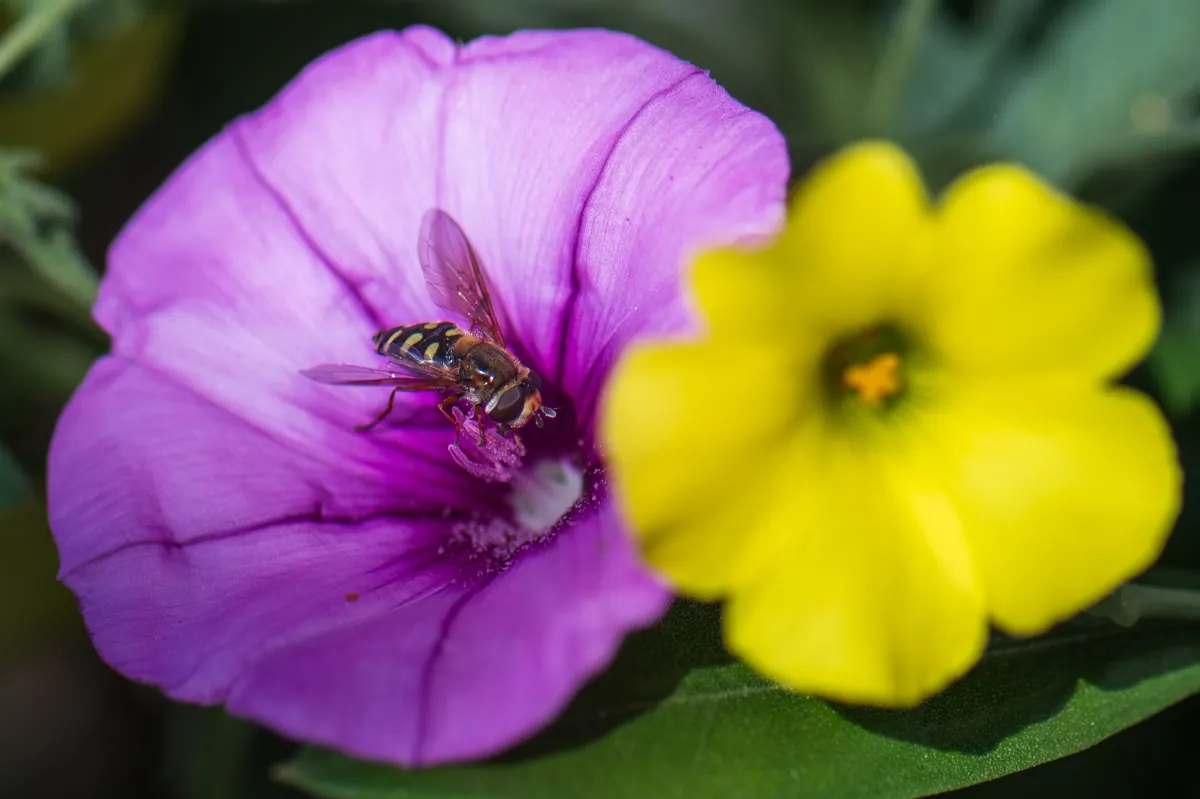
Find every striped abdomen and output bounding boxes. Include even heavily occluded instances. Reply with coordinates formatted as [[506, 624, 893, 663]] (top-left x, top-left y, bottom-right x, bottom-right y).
[[373, 321, 467, 370]]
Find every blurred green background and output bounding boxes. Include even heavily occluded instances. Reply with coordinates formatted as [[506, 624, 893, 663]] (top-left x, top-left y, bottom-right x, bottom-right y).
[[3, 1, 1200, 796]]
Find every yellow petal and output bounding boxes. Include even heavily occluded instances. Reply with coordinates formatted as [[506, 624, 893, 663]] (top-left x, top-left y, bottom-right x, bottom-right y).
[[723, 429, 988, 706], [689, 244, 795, 334], [924, 166, 1159, 381], [778, 141, 934, 336], [602, 340, 809, 597], [934, 382, 1181, 635]]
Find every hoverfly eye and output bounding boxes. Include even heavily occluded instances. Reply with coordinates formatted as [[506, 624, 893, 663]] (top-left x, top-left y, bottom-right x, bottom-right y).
[[526, 371, 541, 391], [489, 386, 525, 424]]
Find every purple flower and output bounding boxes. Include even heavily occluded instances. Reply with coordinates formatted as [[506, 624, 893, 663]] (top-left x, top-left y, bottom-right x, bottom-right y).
[[47, 26, 787, 765]]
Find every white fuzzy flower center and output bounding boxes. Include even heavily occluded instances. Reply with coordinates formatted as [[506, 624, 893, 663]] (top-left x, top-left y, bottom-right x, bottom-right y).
[[450, 458, 585, 559]]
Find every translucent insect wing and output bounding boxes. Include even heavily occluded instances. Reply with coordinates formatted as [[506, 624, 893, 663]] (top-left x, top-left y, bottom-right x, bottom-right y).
[[301, 363, 453, 389], [418, 209, 506, 346]]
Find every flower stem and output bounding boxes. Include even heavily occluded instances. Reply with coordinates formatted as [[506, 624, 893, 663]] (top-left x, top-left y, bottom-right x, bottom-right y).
[[862, 0, 937, 133], [1089, 583, 1200, 627], [0, 0, 92, 80]]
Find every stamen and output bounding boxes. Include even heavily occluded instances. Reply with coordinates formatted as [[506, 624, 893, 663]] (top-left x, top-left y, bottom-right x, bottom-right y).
[[842, 352, 902, 406], [447, 407, 525, 482], [822, 323, 910, 410]]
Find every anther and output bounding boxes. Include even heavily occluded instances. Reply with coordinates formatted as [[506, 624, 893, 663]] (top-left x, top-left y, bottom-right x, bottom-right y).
[[843, 352, 902, 407]]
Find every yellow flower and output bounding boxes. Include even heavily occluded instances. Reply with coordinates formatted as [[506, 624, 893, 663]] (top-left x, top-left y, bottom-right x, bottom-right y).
[[602, 142, 1183, 706]]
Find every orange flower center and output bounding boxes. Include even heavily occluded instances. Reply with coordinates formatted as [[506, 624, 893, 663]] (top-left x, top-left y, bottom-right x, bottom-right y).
[[842, 352, 902, 407], [822, 324, 909, 411]]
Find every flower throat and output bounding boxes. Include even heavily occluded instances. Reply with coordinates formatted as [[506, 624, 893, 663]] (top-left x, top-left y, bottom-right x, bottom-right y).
[[822, 323, 909, 409]]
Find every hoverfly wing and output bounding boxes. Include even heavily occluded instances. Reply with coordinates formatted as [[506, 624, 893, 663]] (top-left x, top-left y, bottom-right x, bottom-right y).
[[418, 208, 507, 347], [302, 363, 453, 389], [302, 363, 402, 384]]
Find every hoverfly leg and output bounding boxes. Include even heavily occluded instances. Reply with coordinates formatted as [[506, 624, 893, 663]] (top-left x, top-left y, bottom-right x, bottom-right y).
[[436, 394, 459, 423], [436, 394, 466, 447], [356, 386, 403, 432]]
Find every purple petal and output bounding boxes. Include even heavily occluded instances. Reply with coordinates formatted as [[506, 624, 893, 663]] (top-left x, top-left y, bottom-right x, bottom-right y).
[[95, 126, 456, 480], [50, 359, 467, 702], [234, 26, 788, 403], [561, 76, 789, 427], [228, 498, 668, 764], [52, 357, 667, 765], [50, 25, 787, 766], [226, 27, 453, 330], [415, 498, 670, 763]]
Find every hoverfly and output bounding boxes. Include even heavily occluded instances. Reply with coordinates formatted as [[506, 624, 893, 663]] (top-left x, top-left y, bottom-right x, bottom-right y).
[[303, 209, 555, 440]]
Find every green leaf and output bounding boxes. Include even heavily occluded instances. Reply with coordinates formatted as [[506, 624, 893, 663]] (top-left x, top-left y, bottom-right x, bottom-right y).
[[0, 0, 86, 90], [277, 603, 1200, 799], [0, 0, 144, 94], [1149, 325, 1200, 416], [161, 706, 259, 799], [0, 148, 97, 309], [0, 442, 31, 508], [889, 0, 1040, 139], [987, 0, 1200, 186], [1148, 266, 1200, 417]]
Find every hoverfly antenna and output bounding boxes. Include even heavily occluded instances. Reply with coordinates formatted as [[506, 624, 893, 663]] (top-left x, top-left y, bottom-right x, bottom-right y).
[[542, 406, 557, 419]]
